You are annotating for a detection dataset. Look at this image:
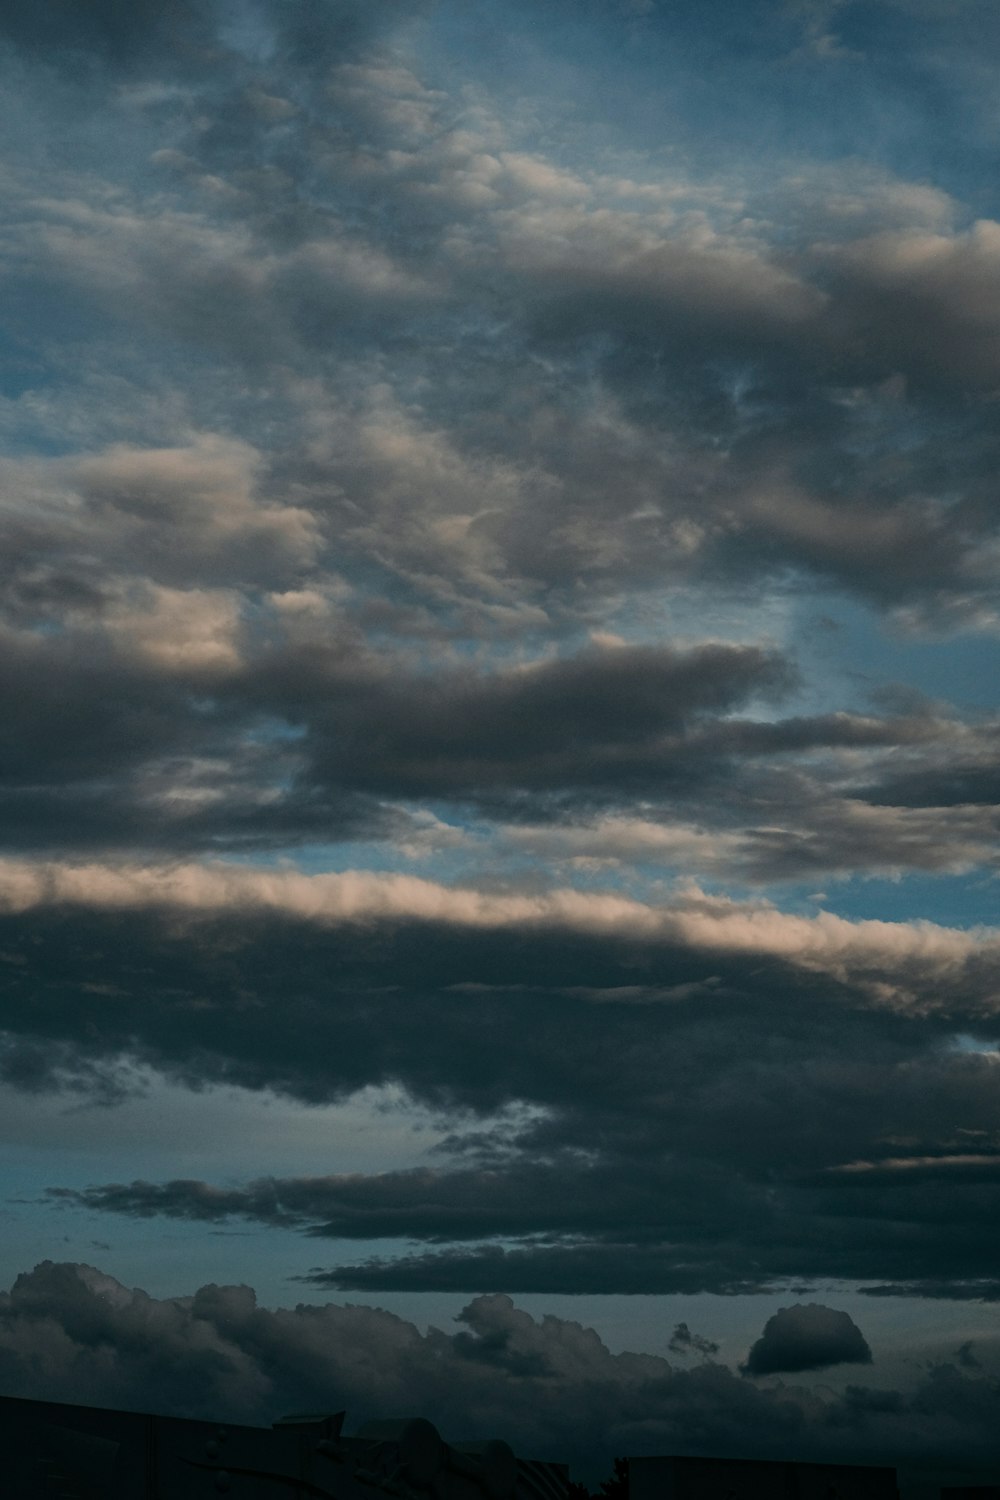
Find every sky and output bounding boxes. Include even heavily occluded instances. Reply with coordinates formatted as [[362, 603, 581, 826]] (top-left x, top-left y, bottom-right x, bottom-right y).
[[4, 0, 1000, 1486]]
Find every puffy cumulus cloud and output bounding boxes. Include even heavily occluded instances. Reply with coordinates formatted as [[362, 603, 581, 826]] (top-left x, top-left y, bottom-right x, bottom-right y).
[[859, 728, 1000, 810], [0, 1262, 734, 1451], [6, 3, 1000, 633], [1, 1262, 1000, 1480], [491, 204, 826, 340], [731, 481, 967, 614], [69, 436, 322, 581], [104, 585, 246, 674], [11, 195, 438, 373], [0, 434, 320, 622], [293, 382, 555, 601], [758, 161, 956, 242], [741, 1305, 873, 1377]]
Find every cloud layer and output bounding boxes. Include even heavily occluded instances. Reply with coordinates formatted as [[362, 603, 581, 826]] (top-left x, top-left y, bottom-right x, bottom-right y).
[[0, 1261, 997, 1485], [2, 0, 1000, 1321], [4, 866, 997, 1295]]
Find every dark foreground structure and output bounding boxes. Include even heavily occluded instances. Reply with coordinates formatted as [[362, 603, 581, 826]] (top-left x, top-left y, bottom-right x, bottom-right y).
[[0, 1396, 568, 1500], [630, 1456, 899, 1500], [6, 1393, 963, 1500]]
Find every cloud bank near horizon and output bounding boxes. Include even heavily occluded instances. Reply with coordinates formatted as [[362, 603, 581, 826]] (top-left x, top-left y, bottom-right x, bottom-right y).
[[0, 1260, 997, 1483]]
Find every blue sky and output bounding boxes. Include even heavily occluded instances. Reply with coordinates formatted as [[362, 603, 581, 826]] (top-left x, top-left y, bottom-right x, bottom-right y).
[[4, 0, 1000, 1483]]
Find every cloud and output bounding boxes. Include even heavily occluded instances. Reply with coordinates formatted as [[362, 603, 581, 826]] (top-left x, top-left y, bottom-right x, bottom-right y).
[[741, 1305, 873, 1377], [2, 468, 997, 868], [293, 640, 795, 800], [504, 791, 1000, 885], [4, 0, 1000, 1338], [104, 585, 246, 674], [668, 1322, 720, 1358], [0, 0, 429, 79], [0, 0, 216, 73], [7, 20, 1000, 632], [1, 1262, 999, 1483], [69, 436, 322, 580], [0, 620, 804, 855], [814, 219, 1000, 390], [21, 870, 1000, 1294], [0, 857, 997, 993]]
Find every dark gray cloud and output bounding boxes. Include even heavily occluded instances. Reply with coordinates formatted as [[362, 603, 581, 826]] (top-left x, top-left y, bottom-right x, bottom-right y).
[[0, 628, 799, 852], [1, 1261, 998, 1485], [741, 1304, 873, 1377], [8, 884, 998, 1295], [669, 1322, 721, 1358], [860, 1281, 1000, 1302], [0, 582, 993, 881], [0, 0, 426, 78], [271, 0, 432, 73], [0, 0, 217, 72], [299, 1244, 771, 1298], [290, 640, 795, 799]]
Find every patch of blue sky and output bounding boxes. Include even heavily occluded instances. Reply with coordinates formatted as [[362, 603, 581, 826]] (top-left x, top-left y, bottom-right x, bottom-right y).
[[240, 716, 307, 745], [243, 826, 484, 884], [0, 284, 126, 392], [0, 326, 64, 410], [215, 0, 281, 65], [792, 592, 1000, 714], [0, 1078, 552, 1313], [950, 1032, 999, 1055], [0, 1076, 455, 1182], [418, 0, 996, 207], [15, 1199, 435, 1316], [805, 869, 999, 929], [548, 859, 999, 928], [594, 581, 798, 661]]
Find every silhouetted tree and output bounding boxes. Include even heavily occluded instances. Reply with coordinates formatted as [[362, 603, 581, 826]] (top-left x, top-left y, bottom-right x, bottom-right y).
[[568, 1457, 628, 1500]]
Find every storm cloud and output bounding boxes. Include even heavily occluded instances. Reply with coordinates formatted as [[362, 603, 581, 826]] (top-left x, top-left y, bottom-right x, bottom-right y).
[[11, 872, 1000, 1296]]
